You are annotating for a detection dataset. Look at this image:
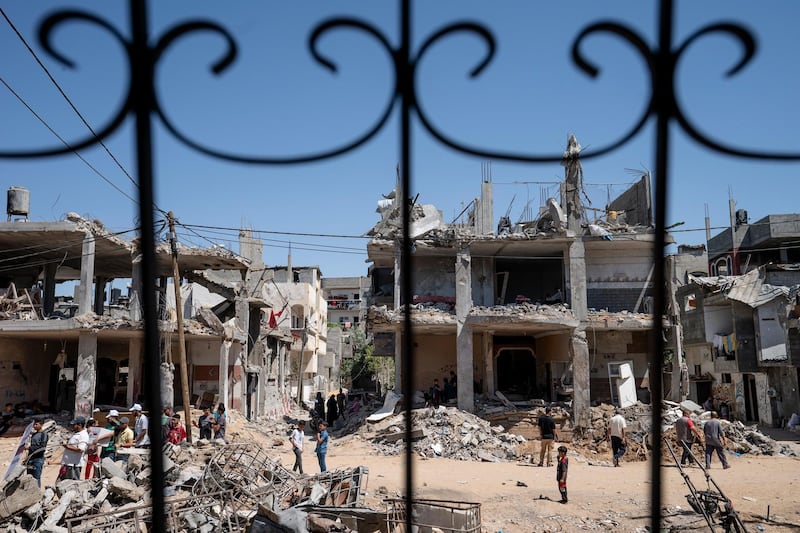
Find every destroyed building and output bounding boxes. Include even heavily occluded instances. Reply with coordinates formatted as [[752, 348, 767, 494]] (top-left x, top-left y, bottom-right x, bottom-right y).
[[677, 264, 800, 427], [260, 263, 329, 406], [673, 211, 800, 427], [321, 276, 370, 390], [365, 137, 669, 427], [0, 199, 297, 421]]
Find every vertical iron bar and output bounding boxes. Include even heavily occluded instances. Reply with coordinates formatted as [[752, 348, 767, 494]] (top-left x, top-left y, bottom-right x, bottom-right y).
[[399, 0, 414, 530], [650, 0, 673, 531], [130, 0, 165, 529]]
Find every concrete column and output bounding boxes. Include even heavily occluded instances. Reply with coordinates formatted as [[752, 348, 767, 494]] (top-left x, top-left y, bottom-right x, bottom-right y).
[[567, 241, 587, 322], [74, 332, 97, 419], [394, 328, 402, 393], [456, 250, 474, 412], [94, 276, 106, 315], [484, 333, 495, 397], [568, 240, 590, 427], [43, 264, 57, 317], [130, 252, 142, 321], [571, 330, 591, 429], [77, 235, 95, 315], [127, 337, 143, 406], [219, 339, 231, 408], [393, 250, 401, 310]]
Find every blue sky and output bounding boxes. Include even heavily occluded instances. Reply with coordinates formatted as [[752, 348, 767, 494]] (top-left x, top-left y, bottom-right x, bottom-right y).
[[1, 1, 798, 279]]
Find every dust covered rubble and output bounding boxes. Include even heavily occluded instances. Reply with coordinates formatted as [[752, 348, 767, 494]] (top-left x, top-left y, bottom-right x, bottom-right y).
[[0, 414, 371, 533], [0, 435, 226, 533], [366, 406, 526, 461]]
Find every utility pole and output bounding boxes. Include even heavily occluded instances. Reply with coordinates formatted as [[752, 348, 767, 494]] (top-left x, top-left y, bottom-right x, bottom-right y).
[[295, 320, 308, 405], [167, 212, 192, 442]]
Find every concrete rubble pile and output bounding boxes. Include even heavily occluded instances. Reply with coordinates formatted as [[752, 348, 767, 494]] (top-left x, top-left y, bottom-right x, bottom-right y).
[[660, 402, 797, 458], [367, 406, 526, 462], [0, 436, 370, 532]]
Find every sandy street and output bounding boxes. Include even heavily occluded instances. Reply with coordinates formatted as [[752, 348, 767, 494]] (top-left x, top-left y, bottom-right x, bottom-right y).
[[252, 425, 800, 533]]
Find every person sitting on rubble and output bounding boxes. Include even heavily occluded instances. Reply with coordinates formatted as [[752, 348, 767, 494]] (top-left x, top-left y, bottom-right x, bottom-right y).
[[702, 396, 714, 413], [347, 396, 362, 415], [167, 414, 186, 445], [0, 403, 18, 436]]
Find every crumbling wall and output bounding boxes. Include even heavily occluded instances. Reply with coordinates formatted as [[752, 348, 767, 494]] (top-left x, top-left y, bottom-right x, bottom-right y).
[[470, 256, 494, 307], [767, 366, 800, 420], [606, 175, 651, 227], [0, 339, 52, 406], [413, 257, 456, 300], [587, 330, 650, 404], [188, 339, 223, 401], [585, 247, 654, 312], [412, 333, 456, 391]]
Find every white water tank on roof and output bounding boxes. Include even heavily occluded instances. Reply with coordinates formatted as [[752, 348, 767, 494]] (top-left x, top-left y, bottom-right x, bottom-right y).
[[7, 186, 29, 221]]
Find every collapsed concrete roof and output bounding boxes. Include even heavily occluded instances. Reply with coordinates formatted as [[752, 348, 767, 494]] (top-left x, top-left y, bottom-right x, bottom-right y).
[[688, 266, 800, 308], [368, 302, 579, 335], [0, 312, 222, 339], [0, 213, 249, 282]]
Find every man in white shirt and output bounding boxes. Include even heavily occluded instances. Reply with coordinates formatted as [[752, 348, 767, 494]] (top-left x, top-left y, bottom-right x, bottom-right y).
[[606, 409, 628, 467], [130, 403, 150, 448], [59, 416, 90, 480], [290, 420, 306, 475]]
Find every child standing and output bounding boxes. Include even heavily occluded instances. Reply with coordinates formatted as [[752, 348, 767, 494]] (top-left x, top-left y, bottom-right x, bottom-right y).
[[556, 445, 569, 504]]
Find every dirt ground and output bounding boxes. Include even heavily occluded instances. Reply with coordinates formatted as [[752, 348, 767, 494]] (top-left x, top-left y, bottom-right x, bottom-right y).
[[2, 418, 799, 532], [238, 423, 800, 533]]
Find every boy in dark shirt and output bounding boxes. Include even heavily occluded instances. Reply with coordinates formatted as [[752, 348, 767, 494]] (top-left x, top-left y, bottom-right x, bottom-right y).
[[193, 406, 213, 440], [556, 445, 569, 504]]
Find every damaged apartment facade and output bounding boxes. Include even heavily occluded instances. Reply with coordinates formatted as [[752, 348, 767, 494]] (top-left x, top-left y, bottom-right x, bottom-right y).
[[676, 213, 800, 426], [366, 137, 663, 427], [0, 202, 303, 422]]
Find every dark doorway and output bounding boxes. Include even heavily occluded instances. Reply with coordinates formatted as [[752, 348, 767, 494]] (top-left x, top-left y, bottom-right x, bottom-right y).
[[695, 381, 712, 408], [96, 358, 118, 405], [246, 372, 258, 420], [743, 373, 759, 422], [496, 348, 536, 398]]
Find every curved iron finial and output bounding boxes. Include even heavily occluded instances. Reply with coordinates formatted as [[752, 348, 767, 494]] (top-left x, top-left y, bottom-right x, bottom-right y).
[[2, 6, 798, 164]]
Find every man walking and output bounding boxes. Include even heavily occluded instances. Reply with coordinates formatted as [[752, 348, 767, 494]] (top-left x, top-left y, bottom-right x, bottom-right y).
[[607, 409, 627, 467], [703, 411, 730, 469], [59, 416, 89, 480], [675, 409, 703, 465], [290, 420, 306, 474], [537, 406, 558, 467], [25, 419, 48, 487]]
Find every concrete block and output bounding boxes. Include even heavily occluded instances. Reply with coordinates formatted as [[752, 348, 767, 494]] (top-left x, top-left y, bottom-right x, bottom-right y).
[[101, 457, 127, 479], [0, 475, 41, 520], [107, 477, 145, 501]]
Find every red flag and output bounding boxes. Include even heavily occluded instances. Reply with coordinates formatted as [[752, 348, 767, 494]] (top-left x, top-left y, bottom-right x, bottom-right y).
[[268, 309, 284, 328]]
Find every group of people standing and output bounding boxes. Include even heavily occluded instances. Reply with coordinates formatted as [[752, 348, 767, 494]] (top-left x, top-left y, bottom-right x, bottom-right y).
[[23, 401, 229, 487], [314, 388, 358, 429], [289, 417, 329, 475]]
